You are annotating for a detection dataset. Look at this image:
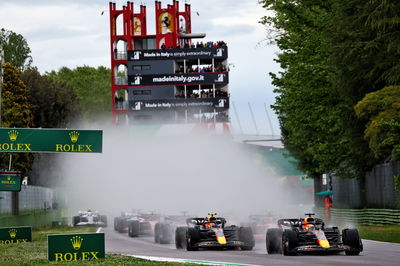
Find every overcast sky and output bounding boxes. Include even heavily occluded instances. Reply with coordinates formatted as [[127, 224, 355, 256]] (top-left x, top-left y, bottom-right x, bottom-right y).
[[0, 0, 281, 135]]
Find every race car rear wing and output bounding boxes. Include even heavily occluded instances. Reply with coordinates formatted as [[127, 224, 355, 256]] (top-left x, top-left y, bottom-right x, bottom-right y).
[[277, 218, 324, 228], [187, 217, 227, 226]]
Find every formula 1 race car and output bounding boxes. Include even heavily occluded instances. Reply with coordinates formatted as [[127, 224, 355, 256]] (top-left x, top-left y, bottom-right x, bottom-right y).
[[114, 212, 136, 233], [127, 212, 160, 237], [154, 215, 189, 244], [175, 213, 255, 251], [266, 213, 363, 255], [242, 214, 276, 240], [72, 210, 107, 227]]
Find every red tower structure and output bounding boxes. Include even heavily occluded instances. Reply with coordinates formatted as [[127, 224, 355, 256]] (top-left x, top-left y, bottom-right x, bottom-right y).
[[109, 1, 229, 133], [109, 1, 147, 122]]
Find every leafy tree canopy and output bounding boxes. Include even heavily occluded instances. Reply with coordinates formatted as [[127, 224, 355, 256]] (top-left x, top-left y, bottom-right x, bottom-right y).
[[47, 66, 111, 122], [21, 67, 81, 128], [0, 28, 32, 70], [259, 0, 400, 178]]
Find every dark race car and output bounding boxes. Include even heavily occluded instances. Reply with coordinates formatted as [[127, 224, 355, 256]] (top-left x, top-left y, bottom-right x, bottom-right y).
[[175, 212, 254, 251], [266, 213, 363, 256], [154, 215, 189, 244], [72, 210, 107, 227], [114, 212, 136, 233], [127, 212, 160, 237], [242, 214, 276, 241]]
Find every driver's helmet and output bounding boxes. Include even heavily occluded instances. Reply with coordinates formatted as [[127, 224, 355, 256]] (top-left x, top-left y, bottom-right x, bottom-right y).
[[302, 216, 315, 230], [205, 213, 218, 228]]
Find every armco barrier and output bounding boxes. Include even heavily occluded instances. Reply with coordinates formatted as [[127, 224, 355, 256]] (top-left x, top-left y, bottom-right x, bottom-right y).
[[315, 208, 400, 226], [0, 210, 55, 228]]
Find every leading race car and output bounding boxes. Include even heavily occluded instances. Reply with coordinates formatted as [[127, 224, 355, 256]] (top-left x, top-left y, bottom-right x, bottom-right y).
[[72, 210, 107, 227], [266, 213, 363, 255], [175, 213, 255, 251]]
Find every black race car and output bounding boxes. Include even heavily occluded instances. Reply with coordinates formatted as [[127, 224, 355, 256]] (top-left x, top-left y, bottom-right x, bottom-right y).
[[175, 213, 255, 251], [114, 212, 136, 233], [127, 212, 160, 237], [242, 214, 276, 240], [266, 213, 363, 255], [72, 210, 107, 227], [154, 215, 189, 244]]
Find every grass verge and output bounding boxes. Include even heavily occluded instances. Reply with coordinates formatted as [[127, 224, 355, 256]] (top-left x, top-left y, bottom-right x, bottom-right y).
[[0, 226, 194, 265], [358, 224, 400, 243]]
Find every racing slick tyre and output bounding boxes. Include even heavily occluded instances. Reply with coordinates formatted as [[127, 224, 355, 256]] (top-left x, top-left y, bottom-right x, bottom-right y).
[[239, 227, 255, 250], [154, 223, 160, 243], [128, 220, 140, 237], [266, 228, 283, 254], [100, 215, 108, 227], [282, 229, 298, 256], [159, 224, 172, 244], [175, 227, 187, 249], [114, 217, 120, 231], [186, 228, 200, 251], [342, 229, 362, 255], [72, 216, 80, 226]]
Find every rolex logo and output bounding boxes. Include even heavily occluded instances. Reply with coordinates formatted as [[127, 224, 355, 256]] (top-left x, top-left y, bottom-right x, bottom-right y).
[[9, 229, 17, 238], [7, 176, 11, 181], [69, 131, 80, 143], [8, 130, 19, 141], [70, 236, 83, 250]]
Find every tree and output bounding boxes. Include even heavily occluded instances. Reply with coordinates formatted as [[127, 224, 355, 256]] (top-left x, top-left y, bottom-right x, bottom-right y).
[[0, 62, 34, 172], [354, 86, 400, 160], [47, 66, 111, 122], [21, 67, 81, 128], [0, 28, 32, 70], [259, 0, 400, 178]]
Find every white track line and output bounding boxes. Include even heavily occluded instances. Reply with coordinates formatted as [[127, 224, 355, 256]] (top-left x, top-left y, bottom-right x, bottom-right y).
[[126, 254, 261, 266]]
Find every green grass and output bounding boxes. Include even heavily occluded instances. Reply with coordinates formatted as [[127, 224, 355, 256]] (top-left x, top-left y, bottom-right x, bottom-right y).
[[0, 226, 194, 265], [359, 224, 400, 243]]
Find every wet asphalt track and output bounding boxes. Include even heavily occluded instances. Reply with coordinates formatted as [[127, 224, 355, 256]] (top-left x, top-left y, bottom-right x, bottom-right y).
[[103, 227, 400, 265]]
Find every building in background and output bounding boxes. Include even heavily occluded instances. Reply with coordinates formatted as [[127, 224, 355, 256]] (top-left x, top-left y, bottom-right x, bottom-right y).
[[109, 1, 230, 134]]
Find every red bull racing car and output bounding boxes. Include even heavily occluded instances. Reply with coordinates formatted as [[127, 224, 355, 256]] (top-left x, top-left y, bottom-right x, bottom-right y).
[[175, 213, 255, 251], [266, 213, 363, 255]]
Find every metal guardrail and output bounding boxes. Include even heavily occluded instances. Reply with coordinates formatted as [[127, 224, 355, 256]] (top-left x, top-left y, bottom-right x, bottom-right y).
[[315, 208, 400, 225]]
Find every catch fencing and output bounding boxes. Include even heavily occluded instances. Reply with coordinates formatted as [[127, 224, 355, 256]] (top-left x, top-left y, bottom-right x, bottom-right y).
[[0, 185, 53, 213], [321, 161, 400, 209], [315, 207, 400, 226]]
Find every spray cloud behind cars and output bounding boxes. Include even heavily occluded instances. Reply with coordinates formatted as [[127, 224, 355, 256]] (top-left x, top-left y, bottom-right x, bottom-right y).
[[57, 123, 312, 223]]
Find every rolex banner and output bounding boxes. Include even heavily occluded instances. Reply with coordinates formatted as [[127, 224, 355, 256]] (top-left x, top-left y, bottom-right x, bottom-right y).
[[48, 233, 105, 261], [128, 47, 228, 61], [0, 226, 32, 245], [131, 98, 229, 111], [128, 72, 228, 86], [0, 128, 102, 153], [0, 173, 21, 191]]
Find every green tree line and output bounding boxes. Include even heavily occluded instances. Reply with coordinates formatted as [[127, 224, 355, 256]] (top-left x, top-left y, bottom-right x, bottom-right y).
[[259, 0, 400, 178], [1, 28, 111, 184]]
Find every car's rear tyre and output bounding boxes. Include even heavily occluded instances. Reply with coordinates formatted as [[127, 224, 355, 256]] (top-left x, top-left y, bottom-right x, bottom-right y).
[[266, 228, 282, 254], [160, 224, 172, 244], [175, 227, 187, 249], [100, 215, 107, 227], [154, 223, 160, 243], [128, 220, 140, 237], [282, 229, 298, 256], [343, 229, 362, 255], [186, 228, 200, 251], [114, 217, 120, 231], [239, 227, 255, 250], [72, 216, 80, 226]]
